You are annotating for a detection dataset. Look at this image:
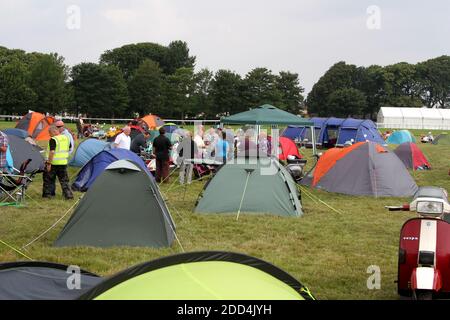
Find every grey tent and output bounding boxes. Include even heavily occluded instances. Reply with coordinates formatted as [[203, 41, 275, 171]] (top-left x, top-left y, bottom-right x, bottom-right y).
[[0, 262, 101, 300], [195, 157, 303, 217], [54, 160, 175, 248], [432, 133, 450, 145], [301, 141, 418, 197], [3, 133, 44, 173]]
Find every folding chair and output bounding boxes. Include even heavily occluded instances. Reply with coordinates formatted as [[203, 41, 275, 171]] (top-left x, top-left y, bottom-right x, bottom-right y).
[[0, 159, 38, 207]]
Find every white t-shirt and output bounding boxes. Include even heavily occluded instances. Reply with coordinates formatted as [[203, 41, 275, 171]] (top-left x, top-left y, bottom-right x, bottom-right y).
[[114, 133, 131, 150], [194, 135, 205, 148], [194, 135, 205, 158]]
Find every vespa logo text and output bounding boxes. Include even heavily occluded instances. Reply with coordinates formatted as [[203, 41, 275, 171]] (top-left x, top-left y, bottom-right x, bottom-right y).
[[402, 237, 419, 241]]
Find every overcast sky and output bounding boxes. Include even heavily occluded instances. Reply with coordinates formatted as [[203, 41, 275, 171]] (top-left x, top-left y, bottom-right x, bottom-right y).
[[1, 0, 449, 93]]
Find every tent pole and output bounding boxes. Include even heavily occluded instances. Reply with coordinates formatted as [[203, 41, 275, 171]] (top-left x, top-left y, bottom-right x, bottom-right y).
[[311, 125, 317, 158], [236, 171, 252, 221]]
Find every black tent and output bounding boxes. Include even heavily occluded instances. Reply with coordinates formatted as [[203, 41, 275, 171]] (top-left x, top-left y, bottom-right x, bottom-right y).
[[0, 261, 101, 300], [54, 159, 176, 248]]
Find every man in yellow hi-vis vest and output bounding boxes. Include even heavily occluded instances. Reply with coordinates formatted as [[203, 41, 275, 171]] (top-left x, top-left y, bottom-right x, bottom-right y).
[[42, 125, 73, 199]]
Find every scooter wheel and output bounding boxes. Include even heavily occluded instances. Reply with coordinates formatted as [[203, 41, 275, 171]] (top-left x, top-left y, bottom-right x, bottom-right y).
[[413, 290, 433, 300]]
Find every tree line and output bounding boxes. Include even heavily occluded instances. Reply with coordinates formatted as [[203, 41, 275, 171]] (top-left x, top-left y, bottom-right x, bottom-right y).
[[1, 41, 449, 120], [307, 57, 450, 118], [0, 42, 304, 119]]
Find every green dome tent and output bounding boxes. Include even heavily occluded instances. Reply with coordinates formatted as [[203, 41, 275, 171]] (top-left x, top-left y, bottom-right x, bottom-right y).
[[79, 251, 315, 300], [195, 157, 303, 217], [54, 159, 175, 248]]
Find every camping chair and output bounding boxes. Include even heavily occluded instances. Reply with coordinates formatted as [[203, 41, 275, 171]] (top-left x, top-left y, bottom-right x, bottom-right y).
[[0, 159, 38, 207], [193, 164, 210, 179]]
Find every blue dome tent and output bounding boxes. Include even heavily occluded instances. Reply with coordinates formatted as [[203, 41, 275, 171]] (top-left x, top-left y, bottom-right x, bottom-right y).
[[282, 118, 325, 145], [72, 149, 151, 192], [386, 130, 416, 144], [336, 119, 385, 146], [282, 117, 385, 147], [69, 139, 111, 167]]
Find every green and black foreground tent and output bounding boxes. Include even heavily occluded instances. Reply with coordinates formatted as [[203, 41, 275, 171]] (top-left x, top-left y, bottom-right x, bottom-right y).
[[195, 157, 303, 217], [54, 159, 175, 248], [0, 252, 315, 300], [79, 251, 315, 300]]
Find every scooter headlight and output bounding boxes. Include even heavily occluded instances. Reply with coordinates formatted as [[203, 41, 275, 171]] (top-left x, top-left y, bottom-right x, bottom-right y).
[[417, 201, 444, 215]]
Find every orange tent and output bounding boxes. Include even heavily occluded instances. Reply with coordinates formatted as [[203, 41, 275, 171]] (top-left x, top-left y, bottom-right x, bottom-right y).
[[141, 115, 165, 130], [300, 141, 418, 197], [16, 112, 55, 141]]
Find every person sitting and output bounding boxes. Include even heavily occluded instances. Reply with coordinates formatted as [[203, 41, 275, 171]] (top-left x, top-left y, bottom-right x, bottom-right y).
[[382, 130, 391, 140], [0, 131, 8, 173], [420, 133, 434, 144]]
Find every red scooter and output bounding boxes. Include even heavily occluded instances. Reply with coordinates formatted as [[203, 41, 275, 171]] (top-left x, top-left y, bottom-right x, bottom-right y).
[[387, 187, 450, 299]]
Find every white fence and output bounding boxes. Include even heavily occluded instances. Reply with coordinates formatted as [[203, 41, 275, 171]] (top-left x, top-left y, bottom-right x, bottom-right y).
[[0, 115, 220, 125]]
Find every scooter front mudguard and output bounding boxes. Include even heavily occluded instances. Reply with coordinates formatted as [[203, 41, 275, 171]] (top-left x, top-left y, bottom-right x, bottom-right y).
[[411, 267, 442, 292]]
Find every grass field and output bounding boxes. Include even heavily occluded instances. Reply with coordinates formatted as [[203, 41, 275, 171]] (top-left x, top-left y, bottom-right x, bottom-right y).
[[0, 120, 449, 300]]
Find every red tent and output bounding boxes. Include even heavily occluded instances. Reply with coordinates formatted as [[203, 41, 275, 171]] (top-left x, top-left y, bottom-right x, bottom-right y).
[[393, 142, 431, 170], [278, 137, 302, 161]]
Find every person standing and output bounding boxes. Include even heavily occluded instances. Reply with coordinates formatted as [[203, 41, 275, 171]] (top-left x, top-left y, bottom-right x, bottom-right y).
[[215, 131, 230, 163], [130, 130, 151, 154], [0, 131, 9, 173], [76, 116, 84, 139], [113, 126, 131, 150], [193, 125, 206, 159], [42, 125, 73, 200], [153, 127, 172, 183], [55, 120, 75, 155], [177, 132, 198, 185]]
